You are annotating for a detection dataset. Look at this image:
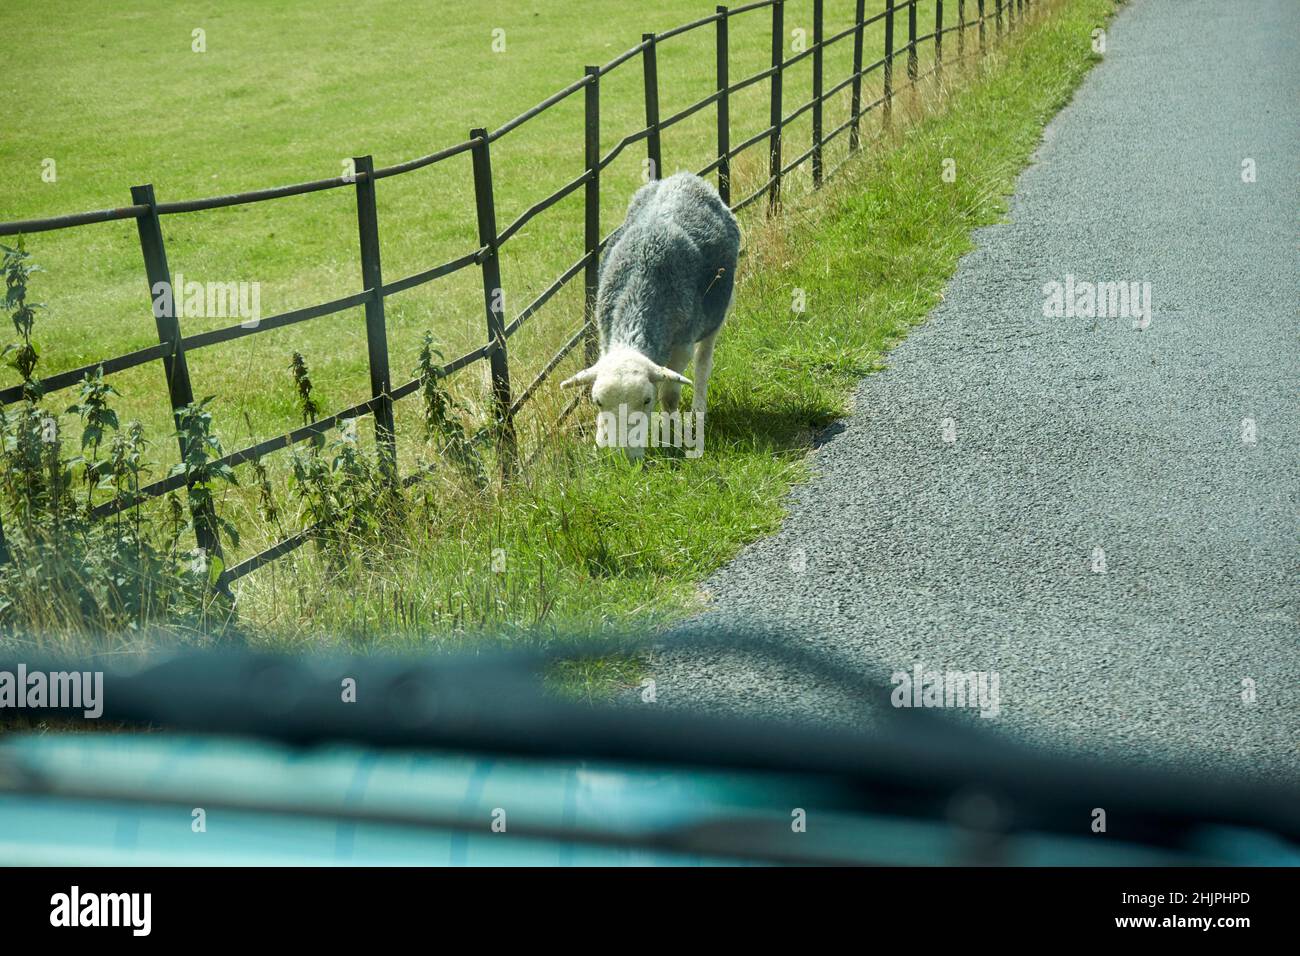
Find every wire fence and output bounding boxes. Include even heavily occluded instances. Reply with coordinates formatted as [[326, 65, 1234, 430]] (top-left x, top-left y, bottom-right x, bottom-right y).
[[0, 0, 1032, 588]]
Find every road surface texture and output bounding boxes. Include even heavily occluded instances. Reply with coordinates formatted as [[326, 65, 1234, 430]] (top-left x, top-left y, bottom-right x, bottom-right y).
[[646, 0, 1299, 780]]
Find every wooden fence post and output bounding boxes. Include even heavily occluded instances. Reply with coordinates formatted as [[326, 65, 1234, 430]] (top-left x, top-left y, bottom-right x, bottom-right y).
[[849, 0, 865, 150], [716, 7, 731, 205], [583, 67, 601, 366], [958, 0, 966, 59], [811, 0, 824, 187], [908, 0, 918, 84], [642, 34, 663, 181], [469, 130, 516, 472], [979, 0, 987, 53], [936, 1, 944, 80], [996, 0, 1004, 37], [130, 182, 221, 564], [767, 0, 784, 214], [884, 0, 895, 127], [352, 155, 397, 482]]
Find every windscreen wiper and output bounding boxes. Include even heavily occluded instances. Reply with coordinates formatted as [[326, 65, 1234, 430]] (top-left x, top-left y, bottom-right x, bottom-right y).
[[0, 631, 1297, 857]]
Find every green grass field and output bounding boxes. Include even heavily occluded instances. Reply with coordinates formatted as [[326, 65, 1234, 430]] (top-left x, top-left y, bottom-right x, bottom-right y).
[[4, 0, 949, 568], [4, 0, 933, 425], [1, 0, 1117, 680], [3, 0, 949, 559]]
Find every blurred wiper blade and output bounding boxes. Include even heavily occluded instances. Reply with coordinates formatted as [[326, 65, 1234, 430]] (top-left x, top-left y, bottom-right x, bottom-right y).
[[1, 636, 1298, 846]]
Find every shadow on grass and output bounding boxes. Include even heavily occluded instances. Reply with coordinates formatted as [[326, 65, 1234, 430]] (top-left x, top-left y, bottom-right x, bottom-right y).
[[703, 396, 844, 456]]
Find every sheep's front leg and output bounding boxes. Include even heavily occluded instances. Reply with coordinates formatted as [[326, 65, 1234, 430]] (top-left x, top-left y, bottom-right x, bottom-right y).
[[691, 331, 718, 414], [659, 343, 692, 414], [656, 343, 692, 452]]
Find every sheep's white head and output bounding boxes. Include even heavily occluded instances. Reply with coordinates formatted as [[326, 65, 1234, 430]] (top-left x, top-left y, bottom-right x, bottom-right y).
[[560, 346, 690, 461]]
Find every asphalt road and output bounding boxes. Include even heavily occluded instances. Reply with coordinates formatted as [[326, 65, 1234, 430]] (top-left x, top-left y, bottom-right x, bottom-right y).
[[644, 0, 1300, 780]]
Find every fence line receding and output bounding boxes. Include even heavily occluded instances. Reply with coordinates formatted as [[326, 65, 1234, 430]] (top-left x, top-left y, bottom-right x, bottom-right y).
[[0, 0, 1031, 588]]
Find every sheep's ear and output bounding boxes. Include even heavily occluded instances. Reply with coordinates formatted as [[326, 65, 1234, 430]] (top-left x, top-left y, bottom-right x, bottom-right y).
[[651, 366, 692, 386], [559, 367, 598, 389]]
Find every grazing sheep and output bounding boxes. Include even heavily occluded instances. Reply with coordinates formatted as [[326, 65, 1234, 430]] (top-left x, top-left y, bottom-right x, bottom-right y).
[[561, 172, 740, 460]]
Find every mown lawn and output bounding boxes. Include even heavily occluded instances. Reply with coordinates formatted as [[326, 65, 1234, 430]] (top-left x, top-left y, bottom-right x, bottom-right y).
[[1, 0, 1117, 686]]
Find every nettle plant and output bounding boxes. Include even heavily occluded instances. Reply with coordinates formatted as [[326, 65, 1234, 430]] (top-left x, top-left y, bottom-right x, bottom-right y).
[[415, 331, 486, 490], [287, 351, 389, 564], [0, 247, 501, 633], [2, 242, 42, 403], [171, 396, 241, 564], [0, 243, 233, 638], [283, 336, 488, 567]]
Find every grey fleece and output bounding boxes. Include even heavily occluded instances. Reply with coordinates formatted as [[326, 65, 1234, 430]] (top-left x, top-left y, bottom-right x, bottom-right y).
[[596, 172, 741, 366]]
